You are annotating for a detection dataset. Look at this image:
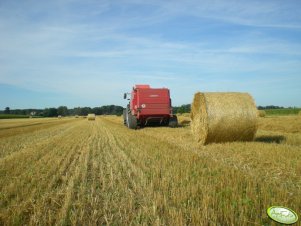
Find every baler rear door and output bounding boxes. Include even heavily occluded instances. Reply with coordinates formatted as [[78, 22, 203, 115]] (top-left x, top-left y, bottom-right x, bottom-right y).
[[137, 89, 170, 115]]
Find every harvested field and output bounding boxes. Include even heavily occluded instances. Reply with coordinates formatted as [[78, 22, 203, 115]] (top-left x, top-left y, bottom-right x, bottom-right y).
[[0, 116, 300, 225], [0, 117, 78, 138]]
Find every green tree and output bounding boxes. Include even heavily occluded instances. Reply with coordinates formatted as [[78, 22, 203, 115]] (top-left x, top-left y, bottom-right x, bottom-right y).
[[93, 107, 103, 115], [57, 106, 68, 116], [43, 108, 58, 117], [81, 107, 92, 116], [4, 107, 10, 114], [177, 106, 185, 114], [173, 104, 191, 114], [73, 107, 81, 116]]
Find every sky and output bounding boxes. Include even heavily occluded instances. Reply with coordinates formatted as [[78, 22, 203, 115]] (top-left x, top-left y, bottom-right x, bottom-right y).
[[0, 0, 301, 109]]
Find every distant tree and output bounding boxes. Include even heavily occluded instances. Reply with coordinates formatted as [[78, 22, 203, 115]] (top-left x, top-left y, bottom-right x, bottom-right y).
[[4, 107, 10, 114], [81, 107, 92, 116], [173, 104, 191, 114], [97, 105, 123, 115], [93, 107, 103, 115], [43, 108, 58, 117], [177, 106, 185, 114], [49, 108, 58, 117], [111, 105, 123, 116], [57, 106, 68, 116], [43, 108, 49, 117], [73, 107, 81, 116], [257, 105, 284, 110]]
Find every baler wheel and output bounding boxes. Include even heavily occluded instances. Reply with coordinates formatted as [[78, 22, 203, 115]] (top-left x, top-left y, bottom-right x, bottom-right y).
[[126, 109, 137, 129], [123, 109, 127, 125], [168, 115, 178, 128]]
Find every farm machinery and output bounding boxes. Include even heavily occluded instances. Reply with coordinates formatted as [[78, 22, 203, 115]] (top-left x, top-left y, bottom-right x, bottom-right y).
[[123, 85, 178, 129]]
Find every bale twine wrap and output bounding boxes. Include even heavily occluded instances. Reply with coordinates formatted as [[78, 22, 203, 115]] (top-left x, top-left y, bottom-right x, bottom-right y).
[[191, 92, 258, 145]]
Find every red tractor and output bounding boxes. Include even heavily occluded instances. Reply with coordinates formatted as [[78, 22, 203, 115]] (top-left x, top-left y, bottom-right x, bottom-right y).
[[123, 85, 178, 129]]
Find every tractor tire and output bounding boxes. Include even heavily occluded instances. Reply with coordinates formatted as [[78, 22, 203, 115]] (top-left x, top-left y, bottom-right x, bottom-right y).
[[126, 109, 137, 129], [168, 115, 178, 128], [123, 108, 127, 125]]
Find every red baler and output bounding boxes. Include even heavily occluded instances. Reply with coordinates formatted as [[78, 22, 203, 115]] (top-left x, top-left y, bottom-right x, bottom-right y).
[[123, 85, 178, 129]]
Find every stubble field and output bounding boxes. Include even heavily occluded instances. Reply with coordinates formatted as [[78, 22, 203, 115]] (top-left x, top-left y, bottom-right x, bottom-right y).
[[0, 115, 300, 225]]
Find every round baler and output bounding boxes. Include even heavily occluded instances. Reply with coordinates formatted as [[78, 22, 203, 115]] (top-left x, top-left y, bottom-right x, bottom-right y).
[[123, 85, 178, 129]]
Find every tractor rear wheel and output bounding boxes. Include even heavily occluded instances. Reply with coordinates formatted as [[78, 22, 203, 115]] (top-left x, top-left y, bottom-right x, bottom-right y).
[[168, 115, 178, 128], [123, 108, 127, 125], [126, 108, 137, 129]]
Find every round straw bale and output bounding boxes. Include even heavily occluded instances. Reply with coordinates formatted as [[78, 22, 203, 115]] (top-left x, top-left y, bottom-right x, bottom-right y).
[[87, 113, 96, 120], [257, 110, 266, 117], [191, 92, 258, 145]]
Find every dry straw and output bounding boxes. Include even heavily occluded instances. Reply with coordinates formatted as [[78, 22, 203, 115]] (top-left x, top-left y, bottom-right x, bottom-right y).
[[87, 114, 96, 120], [257, 110, 266, 117], [191, 92, 258, 145]]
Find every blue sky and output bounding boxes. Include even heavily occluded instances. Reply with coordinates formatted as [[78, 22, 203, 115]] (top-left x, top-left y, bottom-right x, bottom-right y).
[[0, 0, 300, 109]]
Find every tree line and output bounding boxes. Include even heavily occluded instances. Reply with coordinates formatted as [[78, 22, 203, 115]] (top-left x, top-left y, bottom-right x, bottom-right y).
[[173, 104, 191, 114], [1, 105, 124, 117], [257, 105, 300, 110], [2, 105, 192, 117], [2, 104, 298, 117], [174, 105, 300, 113]]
